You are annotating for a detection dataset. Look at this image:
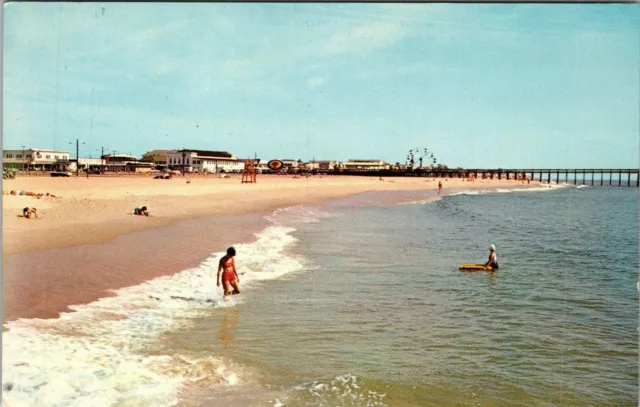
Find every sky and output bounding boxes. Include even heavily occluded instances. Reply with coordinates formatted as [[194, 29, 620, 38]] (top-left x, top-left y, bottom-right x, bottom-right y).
[[3, 3, 639, 168]]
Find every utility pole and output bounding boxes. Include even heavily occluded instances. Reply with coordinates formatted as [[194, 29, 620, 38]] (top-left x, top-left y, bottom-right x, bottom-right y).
[[182, 148, 186, 176], [21, 145, 26, 172], [69, 139, 85, 176]]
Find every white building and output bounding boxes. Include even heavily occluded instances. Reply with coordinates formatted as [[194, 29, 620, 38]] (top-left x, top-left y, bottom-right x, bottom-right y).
[[255, 159, 269, 173], [343, 159, 390, 171], [101, 154, 140, 172], [304, 160, 339, 171], [3, 148, 71, 171], [63, 158, 106, 172], [166, 149, 244, 173], [280, 159, 299, 169]]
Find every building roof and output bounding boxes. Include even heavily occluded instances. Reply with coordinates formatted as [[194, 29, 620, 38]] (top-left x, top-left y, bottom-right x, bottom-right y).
[[142, 150, 174, 156], [346, 159, 384, 163], [125, 162, 154, 166], [4, 148, 70, 154], [103, 153, 137, 158], [176, 149, 233, 158]]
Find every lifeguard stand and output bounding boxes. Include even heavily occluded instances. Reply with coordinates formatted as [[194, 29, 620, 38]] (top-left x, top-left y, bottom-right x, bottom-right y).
[[241, 160, 257, 184]]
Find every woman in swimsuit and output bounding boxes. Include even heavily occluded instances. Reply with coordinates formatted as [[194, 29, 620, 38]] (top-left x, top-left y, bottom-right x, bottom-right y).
[[217, 247, 240, 296]]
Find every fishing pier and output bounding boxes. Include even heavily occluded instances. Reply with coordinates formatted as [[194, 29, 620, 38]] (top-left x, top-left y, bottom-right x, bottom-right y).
[[339, 168, 640, 187], [460, 169, 640, 187]]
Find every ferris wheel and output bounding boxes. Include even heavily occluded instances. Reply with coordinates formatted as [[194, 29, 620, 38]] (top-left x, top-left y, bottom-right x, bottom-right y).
[[407, 148, 437, 170]]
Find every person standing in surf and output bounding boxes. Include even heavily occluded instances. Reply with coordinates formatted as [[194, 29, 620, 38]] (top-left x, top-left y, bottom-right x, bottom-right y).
[[484, 244, 499, 269], [217, 247, 241, 296]]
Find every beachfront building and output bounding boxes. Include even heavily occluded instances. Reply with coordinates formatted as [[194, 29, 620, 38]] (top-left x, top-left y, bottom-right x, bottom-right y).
[[125, 162, 154, 173], [140, 150, 172, 168], [61, 158, 107, 173], [166, 149, 243, 173], [304, 160, 338, 172], [280, 159, 297, 169], [101, 154, 152, 172], [343, 159, 390, 171], [255, 159, 270, 173], [3, 148, 71, 171]]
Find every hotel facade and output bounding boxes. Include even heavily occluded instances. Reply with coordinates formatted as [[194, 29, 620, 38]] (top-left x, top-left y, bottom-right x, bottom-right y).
[[166, 149, 245, 173], [3, 149, 71, 171]]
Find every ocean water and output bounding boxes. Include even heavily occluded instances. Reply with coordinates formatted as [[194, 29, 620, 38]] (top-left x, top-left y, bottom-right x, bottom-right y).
[[3, 184, 638, 406]]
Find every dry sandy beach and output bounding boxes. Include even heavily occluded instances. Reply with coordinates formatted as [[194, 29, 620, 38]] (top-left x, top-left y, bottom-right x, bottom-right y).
[[3, 174, 533, 323]]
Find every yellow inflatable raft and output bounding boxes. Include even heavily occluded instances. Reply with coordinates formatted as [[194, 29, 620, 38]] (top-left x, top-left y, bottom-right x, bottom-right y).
[[458, 264, 494, 271]]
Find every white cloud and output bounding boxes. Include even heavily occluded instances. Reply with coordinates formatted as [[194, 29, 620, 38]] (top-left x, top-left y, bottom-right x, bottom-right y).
[[306, 76, 325, 88], [323, 22, 408, 55]]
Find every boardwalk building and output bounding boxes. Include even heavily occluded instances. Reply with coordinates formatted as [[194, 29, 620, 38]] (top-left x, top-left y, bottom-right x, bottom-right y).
[[304, 160, 339, 171], [140, 150, 172, 167], [101, 154, 153, 173], [343, 159, 390, 171], [3, 148, 71, 171], [166, 149, 244, 173]]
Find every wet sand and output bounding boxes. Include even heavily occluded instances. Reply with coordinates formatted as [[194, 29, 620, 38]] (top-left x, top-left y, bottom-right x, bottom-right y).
[[2, 174, 534, 323]]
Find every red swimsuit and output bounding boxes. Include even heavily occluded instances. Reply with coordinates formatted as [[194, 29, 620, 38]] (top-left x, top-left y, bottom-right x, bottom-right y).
[[222, 257, 236, 282]]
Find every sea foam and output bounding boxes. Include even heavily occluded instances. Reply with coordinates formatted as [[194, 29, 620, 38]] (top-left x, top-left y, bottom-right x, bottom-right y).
[[2, 206, 321, 406], [448, 183, 570, 197]]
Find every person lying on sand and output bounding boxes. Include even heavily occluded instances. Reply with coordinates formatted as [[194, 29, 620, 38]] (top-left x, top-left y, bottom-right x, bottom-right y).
[[22, 207, 37, 219], [133, 206, 149, 216]]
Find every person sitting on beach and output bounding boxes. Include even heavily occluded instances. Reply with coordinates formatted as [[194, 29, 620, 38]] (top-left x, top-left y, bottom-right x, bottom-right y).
[[133, 206, 149, 216], [484, 244, 499, 269], [217, 247, 240, 297], [22, 207, 37, 219]]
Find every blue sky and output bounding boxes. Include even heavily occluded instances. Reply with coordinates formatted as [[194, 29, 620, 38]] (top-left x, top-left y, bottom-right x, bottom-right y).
[[3, 3, 639, 168]]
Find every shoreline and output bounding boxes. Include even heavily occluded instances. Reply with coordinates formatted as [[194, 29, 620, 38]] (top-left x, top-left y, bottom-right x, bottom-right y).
[[2, 175, 539, 254], [2, 175, 539, 323]]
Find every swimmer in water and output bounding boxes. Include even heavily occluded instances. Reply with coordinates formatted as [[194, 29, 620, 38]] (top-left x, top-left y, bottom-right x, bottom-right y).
[[484, 244, 499, 269]]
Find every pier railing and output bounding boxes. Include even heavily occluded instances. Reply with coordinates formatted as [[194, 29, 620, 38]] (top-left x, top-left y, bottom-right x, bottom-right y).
[[335, 168, 640, 187]]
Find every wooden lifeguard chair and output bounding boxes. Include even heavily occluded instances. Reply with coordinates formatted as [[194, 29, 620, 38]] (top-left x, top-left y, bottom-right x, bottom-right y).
[[241, 160, 257, 184]]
